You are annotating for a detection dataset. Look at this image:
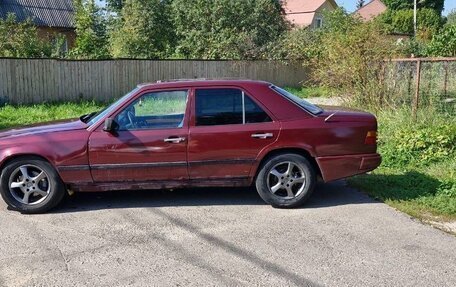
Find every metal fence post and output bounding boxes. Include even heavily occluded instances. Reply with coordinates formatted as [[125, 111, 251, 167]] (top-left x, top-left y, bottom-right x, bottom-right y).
[[412, 59, 421, 121], [444, 60, 449, 97]]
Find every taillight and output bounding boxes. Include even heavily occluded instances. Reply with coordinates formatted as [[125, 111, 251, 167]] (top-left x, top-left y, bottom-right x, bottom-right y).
[[365, 131, 377, 145]]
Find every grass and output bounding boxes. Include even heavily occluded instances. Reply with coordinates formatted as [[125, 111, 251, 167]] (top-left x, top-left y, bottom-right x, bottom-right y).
[[349, 108, 456, 221], [349, 161, 456, 221], [283, 86, 332, 98], [135, 92, 187, 116], [0, 101, 105, 130]]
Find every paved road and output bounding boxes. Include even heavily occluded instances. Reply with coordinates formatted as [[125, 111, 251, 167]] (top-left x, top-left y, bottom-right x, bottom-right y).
[[0, 181, 455, 287]]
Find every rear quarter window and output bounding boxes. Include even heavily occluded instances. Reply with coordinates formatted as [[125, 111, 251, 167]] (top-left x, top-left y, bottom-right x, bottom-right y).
[[270, 86, 323, 115]]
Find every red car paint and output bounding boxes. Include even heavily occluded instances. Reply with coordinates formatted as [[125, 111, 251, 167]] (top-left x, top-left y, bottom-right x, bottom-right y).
[[0, 80, 381, 192]]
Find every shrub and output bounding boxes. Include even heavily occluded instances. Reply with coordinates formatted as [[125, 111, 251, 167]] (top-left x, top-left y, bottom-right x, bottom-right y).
[[425, 24, 456, 57], [307, 10, 399, 109], [382, 0, 444, 15], [266, 27, 321, 61], [379, 8, 443, 38], [378, 110, 456, 167], [0, 13, 52, 58], [170, 0, 288, 59]]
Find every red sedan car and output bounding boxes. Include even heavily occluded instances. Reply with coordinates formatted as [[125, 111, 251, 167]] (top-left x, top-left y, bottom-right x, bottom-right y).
[[0, 80, 381, 213]]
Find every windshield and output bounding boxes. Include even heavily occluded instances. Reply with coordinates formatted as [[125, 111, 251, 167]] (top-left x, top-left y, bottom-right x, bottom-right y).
[[86, 87, 140, 126], [270, 85, 323, 115]]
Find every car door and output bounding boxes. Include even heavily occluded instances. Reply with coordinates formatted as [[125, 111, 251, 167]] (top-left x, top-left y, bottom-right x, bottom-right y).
[[88, 89, 190, 182], [188, 87, 280, 180]]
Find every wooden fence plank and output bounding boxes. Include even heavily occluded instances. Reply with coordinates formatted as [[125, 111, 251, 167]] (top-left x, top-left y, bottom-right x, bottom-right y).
[[0, 59, 307, 104]]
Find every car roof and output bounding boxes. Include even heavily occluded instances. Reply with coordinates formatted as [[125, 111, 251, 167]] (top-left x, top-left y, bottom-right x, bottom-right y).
[[137, 79, 272, 89]]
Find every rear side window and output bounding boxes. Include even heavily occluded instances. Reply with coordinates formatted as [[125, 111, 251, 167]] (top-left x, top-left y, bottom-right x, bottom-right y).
[[195, 88, 271, 126]]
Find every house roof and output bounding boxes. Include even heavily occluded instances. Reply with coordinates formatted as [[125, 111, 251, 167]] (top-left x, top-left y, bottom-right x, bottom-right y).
[[354, 0, 387, 21], [283, 0, 337, 14], [0, 0, 74, 28], [283, 0, 338, 27]]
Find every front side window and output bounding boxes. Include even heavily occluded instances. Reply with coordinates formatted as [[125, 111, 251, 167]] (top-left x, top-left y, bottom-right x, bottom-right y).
[[115, 90, 188, 130], [87, 87, 140, 126], [195, 88, 271, 126]]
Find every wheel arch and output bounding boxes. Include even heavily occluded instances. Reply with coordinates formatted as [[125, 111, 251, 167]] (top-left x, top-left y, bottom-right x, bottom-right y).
[[252, 148, 322, 183], [0, 154, 57, 174]]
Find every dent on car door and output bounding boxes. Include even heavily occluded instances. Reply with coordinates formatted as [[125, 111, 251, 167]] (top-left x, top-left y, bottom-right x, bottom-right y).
[[188, 87, 280, 180], [88, 89, 190, 182]]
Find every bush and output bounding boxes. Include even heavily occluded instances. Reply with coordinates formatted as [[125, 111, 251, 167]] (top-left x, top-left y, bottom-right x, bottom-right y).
[[171, 0, 288, 59], [266, 27, 321, 61], [381, 124, 456, 167], [379, 8, 443, 38], [377, 108, 456, 168], [349, 109, 456, 219], [0, 13, 52, 58], [382, 0, 444, 15], [307, 10, 399, 108], [425, 24, 456, 57]]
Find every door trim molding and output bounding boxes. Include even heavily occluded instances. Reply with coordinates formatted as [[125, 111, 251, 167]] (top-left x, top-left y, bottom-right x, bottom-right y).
[[58, 158, 256, 172], [188, 158, 255, 166], [91, 161, 188, 170]]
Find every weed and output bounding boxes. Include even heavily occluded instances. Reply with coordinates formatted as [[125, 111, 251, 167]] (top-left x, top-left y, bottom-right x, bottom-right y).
[[350, 108, 456, 220]]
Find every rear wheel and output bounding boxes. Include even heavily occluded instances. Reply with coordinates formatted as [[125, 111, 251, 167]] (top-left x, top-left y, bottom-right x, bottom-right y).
[[255, 153, 316, 208], [0, 157, 66, 214]]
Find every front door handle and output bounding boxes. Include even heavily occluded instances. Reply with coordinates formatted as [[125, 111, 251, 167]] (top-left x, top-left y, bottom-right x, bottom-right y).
[[164, 137, 186, 143], [251, 133, 273, 139]]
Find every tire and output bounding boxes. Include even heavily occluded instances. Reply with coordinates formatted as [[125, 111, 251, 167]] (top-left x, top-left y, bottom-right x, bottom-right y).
[[255, 153, 316, 208], [0, 157, 66, 214]]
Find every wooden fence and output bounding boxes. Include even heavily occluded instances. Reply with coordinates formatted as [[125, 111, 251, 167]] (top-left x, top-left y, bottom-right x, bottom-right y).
[[0, 59, 307, 104]]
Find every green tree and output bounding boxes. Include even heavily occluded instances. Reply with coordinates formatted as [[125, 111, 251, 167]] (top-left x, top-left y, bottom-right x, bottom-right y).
[[106, 0, 124, 13], [446, 9, 456, 26], [266, 27, 321, 61], [171, 0, 288, 59], [0, 13, 51, 57], [383, 0, 444, 14], [426, 24, 456, 56], [379, 8, 443, 37], [70, 0, 110, 59], [109, 0, 175, 59]]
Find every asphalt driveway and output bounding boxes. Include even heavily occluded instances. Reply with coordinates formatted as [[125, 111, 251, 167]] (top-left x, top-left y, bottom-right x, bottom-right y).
[[0, 181, 455, 287]]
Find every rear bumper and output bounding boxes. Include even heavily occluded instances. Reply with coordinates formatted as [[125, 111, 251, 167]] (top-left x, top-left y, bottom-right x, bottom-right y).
[[316, 153, 381, 182]]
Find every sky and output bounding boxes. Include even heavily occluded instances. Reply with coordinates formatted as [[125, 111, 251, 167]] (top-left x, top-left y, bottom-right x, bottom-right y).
[[335, 0, 456, 16]]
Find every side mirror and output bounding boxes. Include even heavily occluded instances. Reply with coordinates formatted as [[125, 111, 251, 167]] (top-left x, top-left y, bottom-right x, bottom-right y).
[[103, 118, 117, 132]]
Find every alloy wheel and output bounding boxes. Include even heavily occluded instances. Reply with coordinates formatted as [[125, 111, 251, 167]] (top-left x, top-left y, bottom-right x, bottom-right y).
[[267, 161, 306, 199], [8, 164, 51, 205]]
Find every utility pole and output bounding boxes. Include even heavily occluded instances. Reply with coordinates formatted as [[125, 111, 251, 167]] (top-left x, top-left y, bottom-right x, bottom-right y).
[[414, 0, 417, 37]]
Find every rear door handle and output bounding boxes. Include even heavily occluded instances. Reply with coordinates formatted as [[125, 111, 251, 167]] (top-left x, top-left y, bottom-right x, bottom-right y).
[[164, 137, 186, 143], [251, 133, 273, 139]]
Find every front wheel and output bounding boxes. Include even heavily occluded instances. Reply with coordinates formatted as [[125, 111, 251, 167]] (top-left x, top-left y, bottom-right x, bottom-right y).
[[255, 153, 316, 208], [0, 157, 66, 214]]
